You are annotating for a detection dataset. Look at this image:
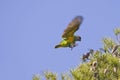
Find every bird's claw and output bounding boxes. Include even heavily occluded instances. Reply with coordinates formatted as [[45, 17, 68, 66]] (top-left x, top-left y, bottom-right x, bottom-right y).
[[70, 43, 78, 50]]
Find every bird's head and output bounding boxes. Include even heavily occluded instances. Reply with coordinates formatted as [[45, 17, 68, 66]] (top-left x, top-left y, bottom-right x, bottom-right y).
[[75, 36, 81, 41]]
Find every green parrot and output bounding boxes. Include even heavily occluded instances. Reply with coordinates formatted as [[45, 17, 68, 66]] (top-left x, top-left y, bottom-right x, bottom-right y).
[[55, 16, 83, 49]]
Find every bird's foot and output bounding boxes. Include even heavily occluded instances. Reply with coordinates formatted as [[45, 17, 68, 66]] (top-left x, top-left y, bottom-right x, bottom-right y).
[[70, 43, 78, 50]]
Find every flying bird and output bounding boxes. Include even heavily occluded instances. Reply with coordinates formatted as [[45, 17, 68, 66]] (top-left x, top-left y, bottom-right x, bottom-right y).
[[55, 16, 83, 49]]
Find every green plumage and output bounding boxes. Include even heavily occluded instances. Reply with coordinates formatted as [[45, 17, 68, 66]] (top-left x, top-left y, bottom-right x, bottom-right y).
[[55, 39, 70, 48], [55, 16, 83, 49]]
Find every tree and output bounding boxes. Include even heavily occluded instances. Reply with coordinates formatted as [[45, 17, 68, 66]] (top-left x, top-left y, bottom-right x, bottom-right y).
[[33, 28, 120, 80]]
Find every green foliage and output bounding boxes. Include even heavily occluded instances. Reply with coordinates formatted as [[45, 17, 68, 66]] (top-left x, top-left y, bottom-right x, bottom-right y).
[[114, 28, 120, 44], [71, 53, 120, 80], [102, 38, 116, 53], [32, 28, 120, 80], [114, 28, 120, 36], [44, 71, 57, 80], [32, 74, 41, 80]]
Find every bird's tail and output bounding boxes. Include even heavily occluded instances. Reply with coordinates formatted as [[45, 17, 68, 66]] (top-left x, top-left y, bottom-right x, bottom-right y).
[[55, 44, 62, 48]]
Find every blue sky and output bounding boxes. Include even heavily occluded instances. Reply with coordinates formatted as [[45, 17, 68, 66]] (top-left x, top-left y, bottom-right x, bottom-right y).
[[0, 0, 120, 80]]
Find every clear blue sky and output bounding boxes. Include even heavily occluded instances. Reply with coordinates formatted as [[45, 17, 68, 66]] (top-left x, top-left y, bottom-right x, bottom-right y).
[[0, 0, 120, 80]]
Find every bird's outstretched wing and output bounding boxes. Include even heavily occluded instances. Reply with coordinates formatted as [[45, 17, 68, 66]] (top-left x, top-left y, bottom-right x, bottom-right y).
[[62, 16, 83, 38]]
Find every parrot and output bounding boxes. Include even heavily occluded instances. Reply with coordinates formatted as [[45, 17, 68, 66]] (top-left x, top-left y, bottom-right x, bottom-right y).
[[55, 16, 83, 49]]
